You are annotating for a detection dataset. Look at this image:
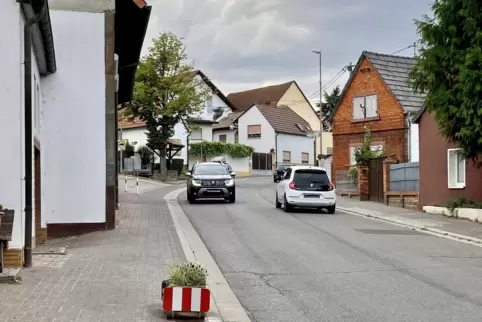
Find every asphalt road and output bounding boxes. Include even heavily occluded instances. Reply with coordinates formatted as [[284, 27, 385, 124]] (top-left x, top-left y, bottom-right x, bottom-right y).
[[178, 177, 482, 322]]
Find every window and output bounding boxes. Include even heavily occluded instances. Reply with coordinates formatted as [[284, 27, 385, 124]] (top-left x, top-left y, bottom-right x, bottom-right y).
[[301, 152, 309, 164], [193, 164, 228, 175], [283, 151, 291, 162], [234, 131, 239, 143], [190, 129, 202, 141], [353, 95, 378, 120], [247, 124, 261, 138], [219, 134, 227, 142], [447, 148, 466, 188]]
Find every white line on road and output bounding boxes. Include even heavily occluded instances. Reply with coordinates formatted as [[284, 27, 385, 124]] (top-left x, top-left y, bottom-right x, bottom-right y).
[[164, 188, 251, 322]]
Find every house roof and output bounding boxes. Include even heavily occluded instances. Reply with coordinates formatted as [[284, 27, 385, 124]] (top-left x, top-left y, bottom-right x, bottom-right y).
[[212, 112, 243, 130], [412, 103, 427, 124], [191, 70, 236, 111], [247, 104, 314, 136], [329, 50, 426, 121], [227, 81, 293, 111], [118, 109, 217, 129]]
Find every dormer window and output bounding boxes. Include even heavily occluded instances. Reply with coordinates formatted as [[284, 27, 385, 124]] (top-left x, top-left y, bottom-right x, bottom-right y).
[[206, 93, 213, 114]]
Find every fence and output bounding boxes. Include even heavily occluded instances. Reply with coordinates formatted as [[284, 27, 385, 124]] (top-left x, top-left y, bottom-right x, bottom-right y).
[[335, 170, 357, 193], [389, 162, 419, 191]]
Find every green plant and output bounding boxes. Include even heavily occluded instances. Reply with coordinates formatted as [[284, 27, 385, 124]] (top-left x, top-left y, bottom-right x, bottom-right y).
[[444, 197, 482, 213], [354, 129, 383, 166], [124, 142, 135, 158], [347, 166, 359, 185], [190, 141, 254, 158], [137, 145, 154, 167], [168, 262, 208, 287]]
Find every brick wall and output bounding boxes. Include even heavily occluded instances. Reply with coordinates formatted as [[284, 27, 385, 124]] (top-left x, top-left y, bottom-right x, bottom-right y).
[[332, 56, 408, 184]]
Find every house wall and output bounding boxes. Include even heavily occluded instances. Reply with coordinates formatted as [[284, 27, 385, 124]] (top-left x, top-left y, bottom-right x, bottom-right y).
[[409, 122, 419, 162], [332, 57, 407, 183], [213, 129, 236, 143], [41, 10, 106, 225], [277, 133, 315, 164], [279, 83, 323, 156], [418, 111, 482, 207], [321, 132, 333, 155], [0, 1, 43, 257], [238, 106, 275, 153]]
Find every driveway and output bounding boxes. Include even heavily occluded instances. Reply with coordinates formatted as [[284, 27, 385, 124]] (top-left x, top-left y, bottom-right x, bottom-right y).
[[178, 177, 482, 322]]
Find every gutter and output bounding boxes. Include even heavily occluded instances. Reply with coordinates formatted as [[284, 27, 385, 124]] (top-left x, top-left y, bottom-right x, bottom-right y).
[[275, 132, 279, 167], [23, 0, 47, 268], [406, 112, 412, 162]]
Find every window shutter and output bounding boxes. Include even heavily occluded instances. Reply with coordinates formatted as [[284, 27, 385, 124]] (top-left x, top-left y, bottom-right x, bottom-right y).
[[352, 97, 364, 119], [366, 95, 378, 118], [447, 149, 456, 188]]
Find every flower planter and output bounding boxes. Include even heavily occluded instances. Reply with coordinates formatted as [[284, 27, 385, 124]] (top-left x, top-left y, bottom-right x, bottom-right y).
[[162, 280, 210, 319]]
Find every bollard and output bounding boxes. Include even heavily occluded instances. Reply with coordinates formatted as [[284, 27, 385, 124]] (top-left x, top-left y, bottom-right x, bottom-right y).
[[136, 173, 139, 195], [124, 173, 127, 192]]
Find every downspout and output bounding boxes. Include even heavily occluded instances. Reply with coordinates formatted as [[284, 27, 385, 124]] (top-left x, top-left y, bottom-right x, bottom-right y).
[[24, 0, 46, 268], [406, 113, 412, 162], [275, 132, 279, 167]]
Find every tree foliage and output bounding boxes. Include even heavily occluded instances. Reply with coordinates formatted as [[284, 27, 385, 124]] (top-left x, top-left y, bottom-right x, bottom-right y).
[[137, 145, 154, 167], [123, 32, 210, 175], [409, 0, 482, 162], [317, 85, 341, 130], [354, 129, 383, 166]]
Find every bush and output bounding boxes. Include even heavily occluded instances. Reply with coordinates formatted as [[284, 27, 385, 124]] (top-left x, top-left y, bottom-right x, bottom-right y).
[[170, 159, 184, 174], [190, 141, 254, 158], [137, 145, 154, 167], [168, 263, 208, 287], [444, 197, 482, 213], [354, 129, 383, 166]]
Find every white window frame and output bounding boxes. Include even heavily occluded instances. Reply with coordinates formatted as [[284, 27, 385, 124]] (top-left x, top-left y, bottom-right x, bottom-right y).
[[206, 93, 214, 114], [349, 146, 357, 165], [447, 148, 466, 189]]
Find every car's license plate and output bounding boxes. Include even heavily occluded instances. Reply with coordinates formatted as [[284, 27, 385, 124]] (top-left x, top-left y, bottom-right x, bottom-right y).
[[207, 189, 220, 192], [304, 194, 319, 198]]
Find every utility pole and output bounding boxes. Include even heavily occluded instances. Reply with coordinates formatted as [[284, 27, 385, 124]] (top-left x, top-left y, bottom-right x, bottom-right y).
[[312, 50, 323, 164]]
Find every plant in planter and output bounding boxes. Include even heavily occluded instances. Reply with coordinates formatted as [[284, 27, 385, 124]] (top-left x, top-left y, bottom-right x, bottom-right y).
[[162, 262, 211, 319]]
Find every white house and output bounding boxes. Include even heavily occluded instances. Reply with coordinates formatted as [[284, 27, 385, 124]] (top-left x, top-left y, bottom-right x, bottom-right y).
[[0, 0, 150, 269], [119, 70, 235, 167], [221, 104, 316, 175]]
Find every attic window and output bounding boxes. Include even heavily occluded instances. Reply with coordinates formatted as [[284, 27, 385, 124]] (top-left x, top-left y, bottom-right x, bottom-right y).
[[296, 124, 305, 132]]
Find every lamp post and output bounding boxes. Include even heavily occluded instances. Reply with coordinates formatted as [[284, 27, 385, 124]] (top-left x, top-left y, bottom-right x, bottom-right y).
[[312, 49, 323, 165]]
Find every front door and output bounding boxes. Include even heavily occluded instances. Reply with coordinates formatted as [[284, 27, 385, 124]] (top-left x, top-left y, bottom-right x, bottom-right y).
[[368, 157, 386, 203]]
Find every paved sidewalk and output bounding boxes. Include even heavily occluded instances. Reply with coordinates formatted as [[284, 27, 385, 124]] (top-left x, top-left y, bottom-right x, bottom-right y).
[[0, 183, 185, 322], [338, 197, 482, 242]]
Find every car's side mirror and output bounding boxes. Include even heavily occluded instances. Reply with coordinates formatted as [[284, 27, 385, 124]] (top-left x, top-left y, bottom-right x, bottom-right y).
[[230, 171, 236, 177], [185, 172, 192, 177]]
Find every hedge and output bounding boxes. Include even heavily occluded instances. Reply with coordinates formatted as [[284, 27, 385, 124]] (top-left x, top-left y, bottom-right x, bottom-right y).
[[190, 141, 254, 158]]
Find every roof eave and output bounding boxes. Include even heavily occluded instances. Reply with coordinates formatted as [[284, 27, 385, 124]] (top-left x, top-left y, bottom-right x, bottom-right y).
[[412, 103, 427, 124]]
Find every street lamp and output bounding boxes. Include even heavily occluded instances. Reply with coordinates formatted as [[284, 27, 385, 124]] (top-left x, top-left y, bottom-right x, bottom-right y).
[[312, 49, 323, 165]]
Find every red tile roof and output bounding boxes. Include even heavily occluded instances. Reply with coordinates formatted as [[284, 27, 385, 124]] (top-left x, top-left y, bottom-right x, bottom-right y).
[[227, 81, 294, 111]]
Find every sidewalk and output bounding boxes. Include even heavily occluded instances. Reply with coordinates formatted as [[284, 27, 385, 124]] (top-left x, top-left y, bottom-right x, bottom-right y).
[[338, 197, 482, 243], [0, 182, 186, 322]]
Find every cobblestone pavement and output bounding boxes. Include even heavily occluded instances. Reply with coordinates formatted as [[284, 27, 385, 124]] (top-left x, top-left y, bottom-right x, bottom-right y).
[[0, 184, 186, 322]]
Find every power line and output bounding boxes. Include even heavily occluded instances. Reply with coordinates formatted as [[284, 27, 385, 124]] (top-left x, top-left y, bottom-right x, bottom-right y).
[[391, 43, 416, 55]]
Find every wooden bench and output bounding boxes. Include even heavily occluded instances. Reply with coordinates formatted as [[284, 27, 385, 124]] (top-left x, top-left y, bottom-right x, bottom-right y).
[[0, 209, 14, 273]]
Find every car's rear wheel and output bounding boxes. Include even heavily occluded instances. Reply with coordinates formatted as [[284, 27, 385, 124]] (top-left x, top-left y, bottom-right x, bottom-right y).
[[283, 194, 291, 212], [275, 193, 281, 208], [326, 205, 336, 214]]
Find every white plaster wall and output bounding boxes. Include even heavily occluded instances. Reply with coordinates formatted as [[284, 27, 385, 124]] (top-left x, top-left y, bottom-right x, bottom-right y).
[[193, 74, 230, 121], [238, 106, 275, 153], [213, 129, 236, 143], [410, 122, 419, 162], [277, 133, 315, 164], [41, 10, 106, 224], [0, 2, 45, 248]]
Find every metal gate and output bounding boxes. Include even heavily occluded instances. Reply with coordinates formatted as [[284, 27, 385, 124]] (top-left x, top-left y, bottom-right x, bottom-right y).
[[252, 152, 272, 172], [368, 157, 386, 203]]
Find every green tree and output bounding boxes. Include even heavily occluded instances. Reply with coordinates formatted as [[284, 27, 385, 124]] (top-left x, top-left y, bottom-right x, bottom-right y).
[[124, 32, 209, 177], [316, 85, 341, 130], [137, 145, 154, 167], [409, 0, 482, 162]]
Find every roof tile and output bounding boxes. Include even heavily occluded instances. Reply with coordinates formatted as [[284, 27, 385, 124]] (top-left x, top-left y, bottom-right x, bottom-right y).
[[255, 104, 313, 136], [227, 81, 293, 111]]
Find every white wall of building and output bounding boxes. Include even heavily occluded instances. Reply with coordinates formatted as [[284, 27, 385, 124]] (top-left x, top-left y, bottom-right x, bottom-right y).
[[277, 133, 315, 164], [0, 1, 44, 248], [238, 106, 275, 153], [41, 10, 106, 224], [410, 122, 419, 162], [213, 129, 236, 143]]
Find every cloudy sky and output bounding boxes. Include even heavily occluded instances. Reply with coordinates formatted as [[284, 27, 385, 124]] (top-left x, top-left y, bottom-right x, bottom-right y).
[[141, 0, 434, 104]]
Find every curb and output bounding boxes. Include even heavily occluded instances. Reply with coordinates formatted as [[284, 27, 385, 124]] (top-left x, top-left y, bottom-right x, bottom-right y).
[[164, 188, 251, 322], [338, 206, 482, 247]]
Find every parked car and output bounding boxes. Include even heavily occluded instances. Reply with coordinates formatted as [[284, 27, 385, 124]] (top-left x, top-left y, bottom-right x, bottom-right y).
[[211, 156, 233, 172], [273, 163, 292, 182], [275, 165, 336, 213], [186, 162, 236, 204]]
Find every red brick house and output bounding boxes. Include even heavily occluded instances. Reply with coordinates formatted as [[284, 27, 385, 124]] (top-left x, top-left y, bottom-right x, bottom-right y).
[[413, 106, 482, 207], [330, 51, 425, 186]]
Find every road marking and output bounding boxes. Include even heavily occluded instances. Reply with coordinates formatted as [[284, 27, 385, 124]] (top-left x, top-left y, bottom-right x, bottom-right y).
[[164, 188, 251, 322]]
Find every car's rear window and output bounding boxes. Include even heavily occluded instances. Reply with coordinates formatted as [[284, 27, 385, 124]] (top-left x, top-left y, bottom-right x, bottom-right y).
[[293, 169, 330, 185]]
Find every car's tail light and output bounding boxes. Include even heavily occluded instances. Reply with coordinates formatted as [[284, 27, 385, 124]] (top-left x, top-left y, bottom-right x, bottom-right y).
[[328, 183, 335, 191], [288, 181, 296, 190]]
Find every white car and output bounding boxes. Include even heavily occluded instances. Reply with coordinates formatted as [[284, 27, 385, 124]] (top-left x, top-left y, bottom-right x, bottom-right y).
[[275, 165, 336, 213]]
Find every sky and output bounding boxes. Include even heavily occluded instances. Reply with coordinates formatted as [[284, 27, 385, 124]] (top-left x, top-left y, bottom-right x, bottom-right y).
[[141, 0, 434, 105]]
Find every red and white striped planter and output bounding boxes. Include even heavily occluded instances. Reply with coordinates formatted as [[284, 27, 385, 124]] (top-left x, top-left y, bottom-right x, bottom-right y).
[[163, 287, 210, 313]]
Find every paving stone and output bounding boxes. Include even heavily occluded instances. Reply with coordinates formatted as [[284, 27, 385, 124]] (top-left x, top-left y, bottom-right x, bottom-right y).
[[0, 185, 186, 322]]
